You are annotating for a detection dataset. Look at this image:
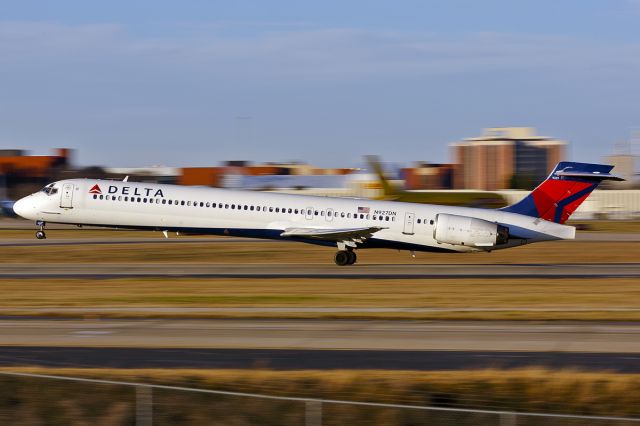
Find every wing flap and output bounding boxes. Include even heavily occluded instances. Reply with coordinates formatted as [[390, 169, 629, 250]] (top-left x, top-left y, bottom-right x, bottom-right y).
[[281, 226, 386, 241]]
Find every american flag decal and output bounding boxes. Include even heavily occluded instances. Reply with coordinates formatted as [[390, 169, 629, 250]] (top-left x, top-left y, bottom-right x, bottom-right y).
[[357, 206, 370, 214]]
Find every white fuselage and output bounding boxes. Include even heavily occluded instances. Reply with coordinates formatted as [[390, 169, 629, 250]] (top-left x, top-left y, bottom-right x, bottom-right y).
[[13, 179, 575, 253]]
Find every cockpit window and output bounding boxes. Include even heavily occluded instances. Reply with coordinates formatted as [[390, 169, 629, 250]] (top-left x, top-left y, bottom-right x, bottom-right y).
[[41, 185, 58, 196]]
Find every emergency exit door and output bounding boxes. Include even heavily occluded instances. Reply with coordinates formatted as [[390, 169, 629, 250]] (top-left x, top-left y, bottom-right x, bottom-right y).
[[60, 183, 74, 208], [403, 212, 415, 235]]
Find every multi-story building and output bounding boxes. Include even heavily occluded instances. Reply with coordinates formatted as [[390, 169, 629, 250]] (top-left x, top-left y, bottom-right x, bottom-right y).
[[603, 154, 637, 189], [451, 127, 566, 190]]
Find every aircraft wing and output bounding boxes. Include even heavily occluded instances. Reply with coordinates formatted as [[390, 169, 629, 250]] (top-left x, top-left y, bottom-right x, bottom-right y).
[[280, 226, 386, 242]]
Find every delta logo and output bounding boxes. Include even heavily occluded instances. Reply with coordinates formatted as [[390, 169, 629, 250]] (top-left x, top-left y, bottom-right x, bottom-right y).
[[88, 183, 165, 198], [88, 184, 102, 194]]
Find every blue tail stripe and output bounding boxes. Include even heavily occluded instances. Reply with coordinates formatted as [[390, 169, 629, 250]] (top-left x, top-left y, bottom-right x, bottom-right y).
[[553, 183, 597, 223]]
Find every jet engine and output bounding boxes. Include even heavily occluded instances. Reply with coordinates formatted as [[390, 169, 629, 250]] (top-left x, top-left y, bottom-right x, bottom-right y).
[[433, 213, 509, 247]]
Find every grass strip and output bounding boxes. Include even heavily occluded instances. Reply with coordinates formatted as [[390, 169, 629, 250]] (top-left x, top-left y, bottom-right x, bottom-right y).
[[0, 367, 639, 424], [0, 277, 639, 320]]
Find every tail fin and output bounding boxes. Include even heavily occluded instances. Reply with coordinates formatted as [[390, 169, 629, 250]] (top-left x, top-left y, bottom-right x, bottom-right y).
[[502, 162, 623, 224], [365, 155, 398, 198]]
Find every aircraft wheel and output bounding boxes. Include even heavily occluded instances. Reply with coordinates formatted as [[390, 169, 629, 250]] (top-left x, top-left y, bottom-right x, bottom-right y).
[[35, 230, 46, 240], [347, 251, 357, 265], [334, 250, 350, 266]]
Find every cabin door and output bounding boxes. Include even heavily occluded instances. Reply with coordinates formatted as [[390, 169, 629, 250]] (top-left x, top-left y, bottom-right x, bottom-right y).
[[326, 208, 334, 222], [60, 183, 75, 208], [403, 212, 415, 235]]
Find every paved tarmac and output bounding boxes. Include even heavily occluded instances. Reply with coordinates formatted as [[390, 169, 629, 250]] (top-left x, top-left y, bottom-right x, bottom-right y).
[[0, 346, 638, 371], [0, 262, 638, 279], [0, 319, 639, 371], [0, 319, 639, 353]]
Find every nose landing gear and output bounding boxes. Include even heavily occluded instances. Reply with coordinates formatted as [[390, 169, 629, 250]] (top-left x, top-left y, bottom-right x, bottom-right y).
[[334, 249, 357, 266], [35, 221, 46, 240]]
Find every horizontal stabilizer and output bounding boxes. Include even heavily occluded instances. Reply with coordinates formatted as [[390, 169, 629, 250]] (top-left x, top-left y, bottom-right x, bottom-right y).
[[554, 170, 624, 181]]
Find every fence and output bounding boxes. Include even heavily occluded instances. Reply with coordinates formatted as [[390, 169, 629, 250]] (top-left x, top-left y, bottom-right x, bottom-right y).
[[0, 371, 639, 425]]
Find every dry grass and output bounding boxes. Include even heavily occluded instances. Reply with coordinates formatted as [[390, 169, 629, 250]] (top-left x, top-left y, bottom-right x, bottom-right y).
[[2, 367, 640, 418], [0, 240, 638, 264], [0, 277, 640, 320]]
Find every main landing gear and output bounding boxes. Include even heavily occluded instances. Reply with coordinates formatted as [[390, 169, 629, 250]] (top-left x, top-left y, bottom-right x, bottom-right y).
[[35, 221, 46, 239], [334, 249, 357, 266]]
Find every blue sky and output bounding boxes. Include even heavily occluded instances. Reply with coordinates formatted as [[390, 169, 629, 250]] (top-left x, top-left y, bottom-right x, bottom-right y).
[[1, 1, 639, 167]]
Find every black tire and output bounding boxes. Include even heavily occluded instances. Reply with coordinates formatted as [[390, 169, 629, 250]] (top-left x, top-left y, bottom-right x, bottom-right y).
[[35, 231, 46, 240], [347, 251, 357, 265], [334, 250, 350, 266]]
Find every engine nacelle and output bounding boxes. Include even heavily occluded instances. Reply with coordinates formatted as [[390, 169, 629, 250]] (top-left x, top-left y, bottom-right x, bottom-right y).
[[433, 213, 509, 247]]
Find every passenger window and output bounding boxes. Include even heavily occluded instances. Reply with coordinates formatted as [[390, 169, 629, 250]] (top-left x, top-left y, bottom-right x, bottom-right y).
[[385, 216, 389, 221], [347, 213, 351, 218], [288, 208, 292, 213], [275, 208, 280, 213], [99, 195, 104, 200], [225, 204, 229, 209], [417, 219, 421, 224], [327, 211, 332, 217], [373, 215, 377, 220], [430, 219, 434, 225], [250, 206, 254, 211], [269, 207, 274, 212], [93, 194, 97, 200], [162, 199, 166, 205], [320, 211, 325, 216], [314, 211, 319, 216], [187, 201, 191, 206]]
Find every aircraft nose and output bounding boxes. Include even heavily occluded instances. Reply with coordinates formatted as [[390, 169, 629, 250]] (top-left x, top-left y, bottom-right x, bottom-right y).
[[12, 197, 29, 218]]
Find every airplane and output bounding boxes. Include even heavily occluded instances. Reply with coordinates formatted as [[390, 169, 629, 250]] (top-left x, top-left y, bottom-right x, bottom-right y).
[[365, 155, 508, 208], [12, 161, 622, 266]]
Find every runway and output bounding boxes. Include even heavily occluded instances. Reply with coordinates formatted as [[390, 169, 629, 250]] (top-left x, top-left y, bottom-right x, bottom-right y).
[[0, 262, 638, 279], [0, 319, 639, 371], [1, 318, 640, 352], [0, 346, 638, 371]]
